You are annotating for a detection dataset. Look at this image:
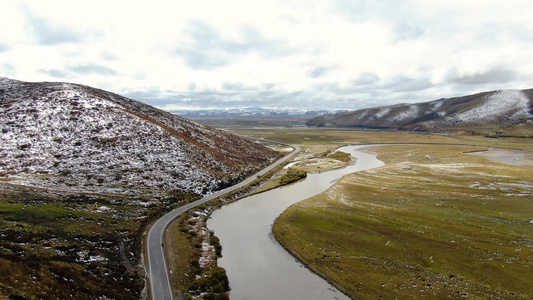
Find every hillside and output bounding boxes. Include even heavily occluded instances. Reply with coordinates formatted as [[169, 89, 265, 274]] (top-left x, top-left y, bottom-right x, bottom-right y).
[[0, 77, 282, 197], [308, 89, 533, 132]]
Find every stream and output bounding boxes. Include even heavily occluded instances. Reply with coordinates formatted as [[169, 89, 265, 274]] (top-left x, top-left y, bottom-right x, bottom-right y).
[[206, 145, 385, 300]]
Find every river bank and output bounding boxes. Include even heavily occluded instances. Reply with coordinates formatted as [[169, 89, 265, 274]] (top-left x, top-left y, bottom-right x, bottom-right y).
[[273, 143, 533, 299], [207, 145, 384, 300]]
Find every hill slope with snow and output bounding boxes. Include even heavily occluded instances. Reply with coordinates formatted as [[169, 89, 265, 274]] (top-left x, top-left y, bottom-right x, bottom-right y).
[[0, 78, 281, 196], [308, 89, 533, 131]]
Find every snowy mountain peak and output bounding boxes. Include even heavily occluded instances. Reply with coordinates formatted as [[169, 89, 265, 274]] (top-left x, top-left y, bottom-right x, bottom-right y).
[[0, 78, 281, 197]]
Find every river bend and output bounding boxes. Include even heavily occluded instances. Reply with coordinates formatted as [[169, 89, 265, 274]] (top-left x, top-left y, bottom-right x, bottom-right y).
[[207, 145, 384, 300]]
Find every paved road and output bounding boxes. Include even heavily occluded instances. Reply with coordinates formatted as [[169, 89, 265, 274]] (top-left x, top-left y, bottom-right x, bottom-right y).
[[147, 145, 300, 300]]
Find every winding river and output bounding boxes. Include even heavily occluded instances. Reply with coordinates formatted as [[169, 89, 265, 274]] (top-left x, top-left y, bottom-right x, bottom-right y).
[[206, 145, 385, 300]]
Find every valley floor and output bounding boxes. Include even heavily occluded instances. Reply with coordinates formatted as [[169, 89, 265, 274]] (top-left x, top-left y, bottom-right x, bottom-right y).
[[2, 126, 532, 300], [207, 126, 532, 299], [273, 141, 533, 299]]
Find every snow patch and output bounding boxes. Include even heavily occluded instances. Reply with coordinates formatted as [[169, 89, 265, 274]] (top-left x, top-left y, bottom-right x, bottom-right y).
[[388, 105, 420, 123], [374, 108, 390, 119], [448, 90, 530, 123], [427, 100, 445, 113]]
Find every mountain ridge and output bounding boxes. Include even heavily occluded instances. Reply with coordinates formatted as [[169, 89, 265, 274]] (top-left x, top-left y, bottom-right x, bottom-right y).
[[165, 107, 337, 120], [307, 88, 533, 132], [0, 77, 282, 197]]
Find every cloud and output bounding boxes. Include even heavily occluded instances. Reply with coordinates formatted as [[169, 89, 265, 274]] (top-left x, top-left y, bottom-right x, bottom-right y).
[[20, 4, 82, 45], [333, 0, 405, 23], [315, 73, 431, 100], [175, 21, 228, 70], [175, 20, 293, 70], [68, 64, 117, 76], [222, 82, 245, 91], [385, 75, 433, 92], [39, 69, 69, 78], [393, 23, 424, 42], [0, 42, 9, 52], [352, 72, 380, 85], [445, 66, 517, 85], [235, 25, 293, 57], [126, 83, 319, 110], [4, 0, 533, 112], [122, 86, 162, 102], [100, 51, 118, 61], [2, 64, 15, 76], [307, 66, 337, 78]]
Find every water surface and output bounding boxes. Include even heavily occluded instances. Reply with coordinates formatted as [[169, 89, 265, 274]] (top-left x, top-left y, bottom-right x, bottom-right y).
[[207, 145, 385, 300]]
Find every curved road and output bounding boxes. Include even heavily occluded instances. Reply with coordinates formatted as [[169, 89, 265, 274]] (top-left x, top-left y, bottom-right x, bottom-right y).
[[147, 145, 300, 300]]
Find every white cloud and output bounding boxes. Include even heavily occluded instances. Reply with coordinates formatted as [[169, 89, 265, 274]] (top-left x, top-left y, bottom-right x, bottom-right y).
[[1, 0, 533, 111]]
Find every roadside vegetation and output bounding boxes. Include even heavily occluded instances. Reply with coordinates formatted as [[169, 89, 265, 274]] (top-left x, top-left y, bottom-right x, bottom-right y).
[[0, 183, 197, 299], [164, 164, 288, 299], [274, 143, 533, 299], [166, 207, 230, 300]]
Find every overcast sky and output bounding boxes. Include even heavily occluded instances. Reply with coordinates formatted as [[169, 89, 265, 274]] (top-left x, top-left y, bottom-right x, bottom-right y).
[[1, 0, 533, 111]]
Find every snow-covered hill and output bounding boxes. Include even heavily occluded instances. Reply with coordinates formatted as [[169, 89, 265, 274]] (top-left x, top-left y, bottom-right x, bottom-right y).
[[307, 89, 533, 131], [0, 78, 281, 196]]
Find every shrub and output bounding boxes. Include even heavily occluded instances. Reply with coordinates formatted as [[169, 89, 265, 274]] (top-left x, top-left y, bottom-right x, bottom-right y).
[[278, 168, 307, 186], [326, 151, 351, 162]]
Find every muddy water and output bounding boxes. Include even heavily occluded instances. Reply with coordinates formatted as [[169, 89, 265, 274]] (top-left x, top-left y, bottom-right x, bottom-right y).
[[207, 145, 385, 300]]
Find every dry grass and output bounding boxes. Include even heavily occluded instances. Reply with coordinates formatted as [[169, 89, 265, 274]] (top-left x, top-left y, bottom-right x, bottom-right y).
[[232, 127, 533, 152], [165, 208, 229, 300], [0, 189, 154, 299], [274, 144, 533, 299]]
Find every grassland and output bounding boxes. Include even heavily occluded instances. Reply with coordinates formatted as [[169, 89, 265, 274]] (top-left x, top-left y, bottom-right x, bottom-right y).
[[273, 142, 533, 299], [0, 184, 188, 299], [3, 125, 530, 299], [163, 127, 532, 299], [231, 126, 533, 152]]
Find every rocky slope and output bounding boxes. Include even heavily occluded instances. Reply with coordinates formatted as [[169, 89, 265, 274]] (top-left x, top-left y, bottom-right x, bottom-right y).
[[308, 89, 533, 131], [0, 78, 282, 196]]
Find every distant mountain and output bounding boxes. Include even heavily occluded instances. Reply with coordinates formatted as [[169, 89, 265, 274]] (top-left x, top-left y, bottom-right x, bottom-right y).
[[166, 107, 334, 120], [308, 89, 533, 131], [0, 78, 282, 196]]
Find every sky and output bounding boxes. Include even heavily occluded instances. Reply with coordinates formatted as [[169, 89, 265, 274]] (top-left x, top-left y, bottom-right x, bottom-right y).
[[1, 0, 533, 112]]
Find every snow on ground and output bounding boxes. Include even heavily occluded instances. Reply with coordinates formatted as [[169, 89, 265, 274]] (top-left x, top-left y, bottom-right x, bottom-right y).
[[351, 109, 370, 121], [448, 90, 530, 123], [387, 105, 420, 123], [283, 161, 299, 169], [427, 99, 445, 113], [0, 78, 280, 196], [375, 108, 391, 118], [0, 88, 215, 194]]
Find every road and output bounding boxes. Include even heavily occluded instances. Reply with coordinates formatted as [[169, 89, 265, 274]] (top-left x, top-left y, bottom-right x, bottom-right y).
[[147, 145, 300, 300]]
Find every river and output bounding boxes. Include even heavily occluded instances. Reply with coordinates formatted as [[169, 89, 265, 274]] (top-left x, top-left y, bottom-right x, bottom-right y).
[[206, 145, 385, 300]]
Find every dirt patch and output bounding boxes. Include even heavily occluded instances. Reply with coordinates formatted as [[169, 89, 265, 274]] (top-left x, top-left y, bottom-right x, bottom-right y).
[[468, 148, 533, 167]]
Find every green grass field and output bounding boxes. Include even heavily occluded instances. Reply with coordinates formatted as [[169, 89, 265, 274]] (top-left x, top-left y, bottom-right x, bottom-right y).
[[274, 143, 533, 299]]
